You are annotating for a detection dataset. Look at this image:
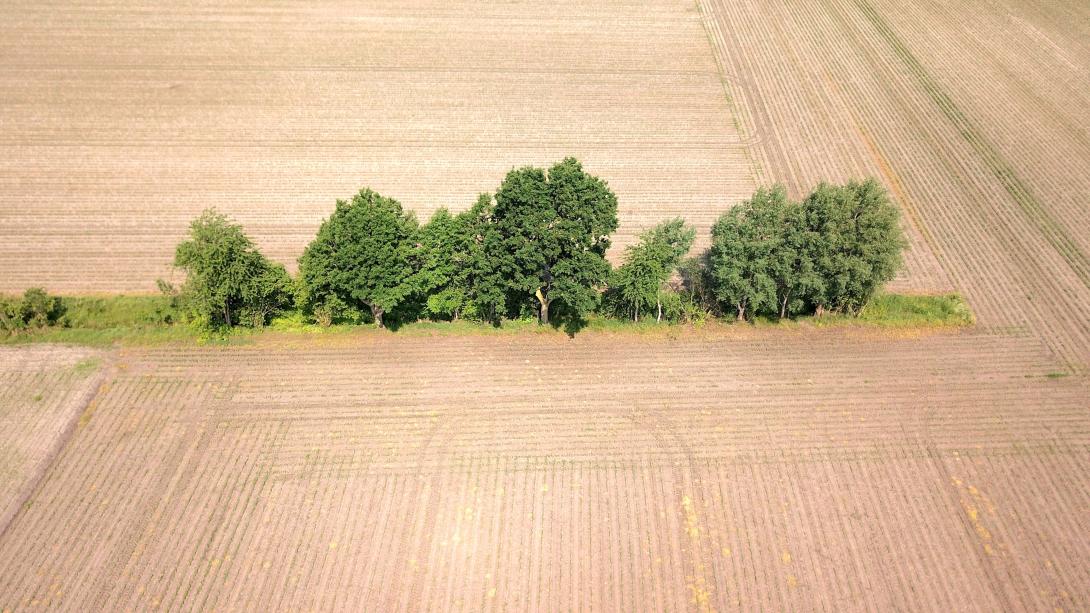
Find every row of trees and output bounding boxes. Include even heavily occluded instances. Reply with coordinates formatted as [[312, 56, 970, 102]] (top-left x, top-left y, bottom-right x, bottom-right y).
[[169, 159, 904, 330]]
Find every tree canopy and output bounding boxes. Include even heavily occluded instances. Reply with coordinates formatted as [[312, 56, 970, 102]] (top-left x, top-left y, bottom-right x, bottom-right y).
[[801, 179, 905, 314], [491, 158, 618, 324], [707, 180, 904, 319], [173, 209, 291, 328], [298, 189, 418, 328], [604, 218, 695, 321]]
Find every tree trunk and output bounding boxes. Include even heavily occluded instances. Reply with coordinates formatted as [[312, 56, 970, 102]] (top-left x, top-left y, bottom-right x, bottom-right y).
[[657, 299, 662, 323], [815, 304, 825, 318], [780, 293, 789, 319], [736, 303, 745, 322], [224, 304, 232, 328], [371, 305, 385, 329], [535, 288, 550, 325]]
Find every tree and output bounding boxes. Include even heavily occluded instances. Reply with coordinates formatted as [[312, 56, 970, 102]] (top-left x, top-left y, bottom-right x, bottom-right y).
[[239, 263, 293, 327], [706, 188, 782, 320], [19, 287, 65, 328], [492, 158, 618, 325], [752, 189, 824, 319], [174, 210, 289, 328], [298, 189, 418, 328], [455, 194, 508, 322], [800, 179, 904, 314], [605, 218, 695, 321]]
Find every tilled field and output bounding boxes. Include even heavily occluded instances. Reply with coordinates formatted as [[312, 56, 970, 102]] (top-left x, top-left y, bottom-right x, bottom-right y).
[[0, 0, 756, 292], [0, 346, 103, 534], [0, 331, 1087, 611], [699, 0, 1090, 366]]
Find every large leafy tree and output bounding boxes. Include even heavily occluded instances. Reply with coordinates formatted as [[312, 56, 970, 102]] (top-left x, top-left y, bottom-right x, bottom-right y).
[[706, 188, 782, 320], [800, 179, 904, 314], [605, 218, 695, 321], [456, 194, 508, 322], [174, 209, 291, 328], [412, 195, 508, 322], [492, 158, 618, 324], [413, 208, 466, 319], [298, 189, 418, 328]]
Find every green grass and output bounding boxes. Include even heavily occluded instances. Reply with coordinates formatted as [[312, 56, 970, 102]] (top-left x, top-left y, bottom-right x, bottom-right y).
[[1, 292, 974, 347], [855, 293, 974, 327]]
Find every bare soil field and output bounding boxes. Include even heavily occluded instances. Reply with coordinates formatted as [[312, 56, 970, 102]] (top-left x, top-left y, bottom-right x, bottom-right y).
[[700, 0, 1090, 366], [0, 331, 1087, 611], [0, 346, 104, 536], [0, 0, 757, 293], [2, 0, 1089, 610]]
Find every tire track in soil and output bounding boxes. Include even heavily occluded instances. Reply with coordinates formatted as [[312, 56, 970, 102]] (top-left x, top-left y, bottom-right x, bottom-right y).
[[0, 357, 112, 543]]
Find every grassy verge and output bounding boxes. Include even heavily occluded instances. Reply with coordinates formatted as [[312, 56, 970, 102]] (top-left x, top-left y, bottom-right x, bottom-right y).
[[1, 292, 974, 347]]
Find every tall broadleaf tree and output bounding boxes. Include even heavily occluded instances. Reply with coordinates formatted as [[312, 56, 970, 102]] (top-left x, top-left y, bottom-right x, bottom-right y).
[[492, 158, 618, 324], [298, 189, 418, 328], [706, 188, 782, 320], [174, 209, 291, 328], [800, 179, 904, 314]]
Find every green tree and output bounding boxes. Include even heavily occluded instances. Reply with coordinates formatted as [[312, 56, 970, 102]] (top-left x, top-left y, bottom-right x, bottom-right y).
[[800, 179, 904, 314], [298, 189, 418, 328], [239, 263, 293, 327], [605, 218, 695, 321], [707, 188, 783, 320], [18, 287, 65, 328], [174, 210, 289, 328], [492, 158, 618, 325], [413, 207, 469, 320], [454, 194, 508, 322]]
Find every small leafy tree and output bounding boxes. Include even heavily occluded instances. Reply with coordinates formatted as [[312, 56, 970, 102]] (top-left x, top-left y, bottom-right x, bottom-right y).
[[604, 218, 695, 321], [0, 295, 21, 333], [174, 209, 290, 328], [707, 188, 783, 320], [458, 195, 508, 322], [240, 263, 293, 327], [800, 179, 904, 314], [413, 208, 465, 320], [492, 158, 618, 325], [19, 287, 66, 328], [298, 189, 418, 328]]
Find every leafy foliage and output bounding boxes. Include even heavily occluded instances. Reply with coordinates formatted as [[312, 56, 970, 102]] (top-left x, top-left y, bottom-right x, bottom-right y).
[[800, 179, 905, 314], [174, 209, 291, 328], [707, 187, 783, 320], [491, 158, 618, 325], [298, 189, 418, 328], [0, 288, 65, 333], [707, 180, 905, 319], [604, 218, 695, 321]]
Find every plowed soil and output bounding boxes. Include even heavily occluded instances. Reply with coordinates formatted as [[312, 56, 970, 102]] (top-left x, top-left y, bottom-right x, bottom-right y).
[[0, 330, 1087, 610], [2, 0, 1089, 610]]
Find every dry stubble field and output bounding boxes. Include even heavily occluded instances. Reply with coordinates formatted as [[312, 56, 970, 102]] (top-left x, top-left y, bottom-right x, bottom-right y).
[[2, 0, 1090, 611]]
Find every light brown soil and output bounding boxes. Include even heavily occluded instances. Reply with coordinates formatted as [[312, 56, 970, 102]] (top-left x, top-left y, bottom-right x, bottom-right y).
[[0, 329, 1087, 610], [0, 0, 757, 293], [0, 346, 104, 536], [1, 0, 1089, 610]]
